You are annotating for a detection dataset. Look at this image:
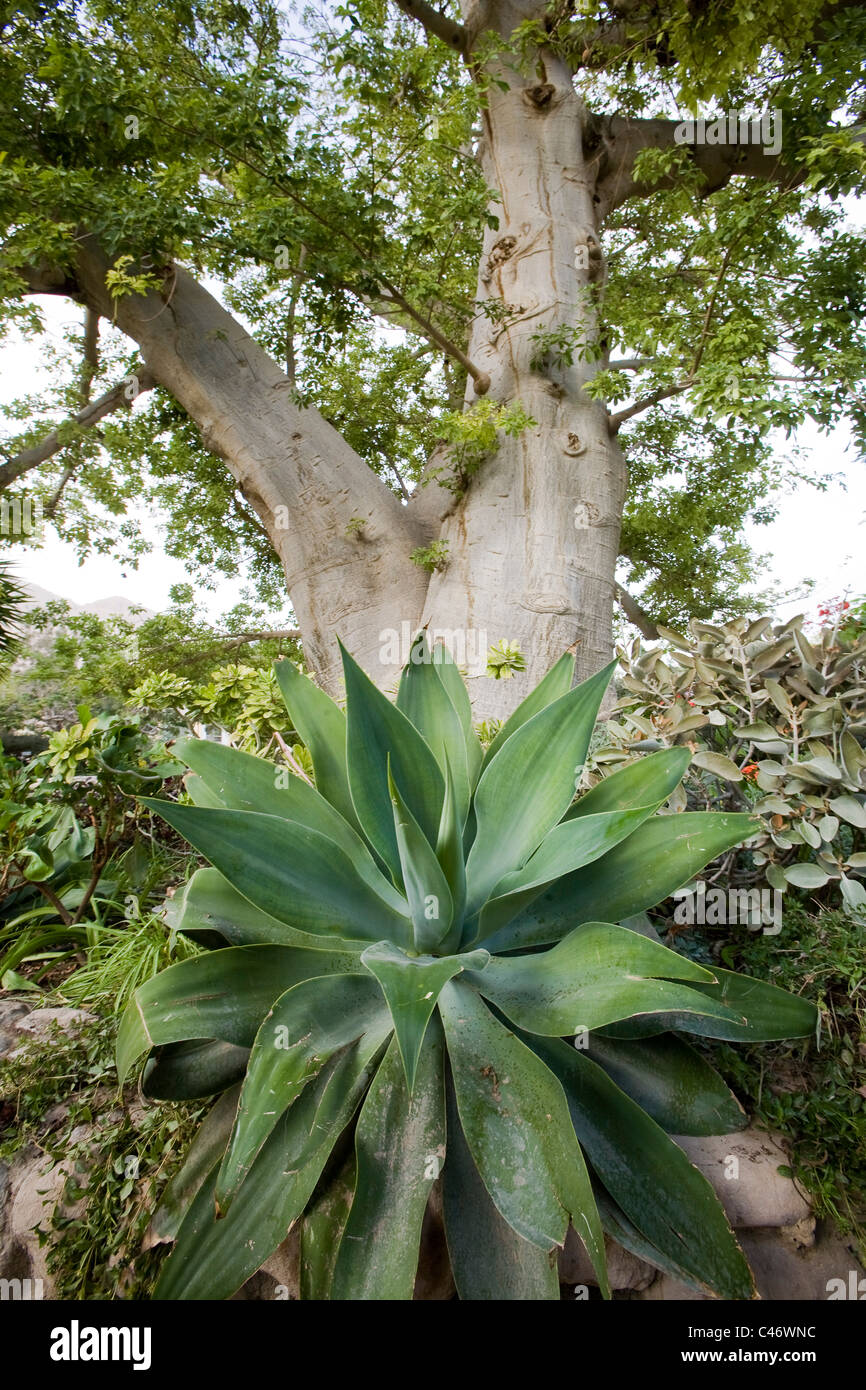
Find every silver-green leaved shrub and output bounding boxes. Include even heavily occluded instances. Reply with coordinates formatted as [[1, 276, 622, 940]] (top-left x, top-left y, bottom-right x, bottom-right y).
[[601, 614, 866, 912], [119, 637, 816, 1301]]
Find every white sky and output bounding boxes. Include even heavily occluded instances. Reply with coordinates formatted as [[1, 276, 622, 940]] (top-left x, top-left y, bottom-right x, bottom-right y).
[[1, 294, 864, 621]]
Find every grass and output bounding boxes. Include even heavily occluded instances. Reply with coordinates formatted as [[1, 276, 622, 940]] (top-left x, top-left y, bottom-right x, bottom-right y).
[[661, 903, 866, 1260]]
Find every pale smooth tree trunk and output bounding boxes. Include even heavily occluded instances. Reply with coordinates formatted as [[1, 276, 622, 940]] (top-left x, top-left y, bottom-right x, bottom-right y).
[[417, 0, 627, 716]]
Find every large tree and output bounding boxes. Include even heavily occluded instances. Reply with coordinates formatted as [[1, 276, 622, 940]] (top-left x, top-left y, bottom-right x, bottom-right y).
[[2, 0, 865, 713]]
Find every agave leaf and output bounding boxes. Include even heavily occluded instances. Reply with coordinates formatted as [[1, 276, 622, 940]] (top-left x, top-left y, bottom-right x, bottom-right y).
[[330, 1025, 445, 1300], [442, 1074, 559, 1301], [183, 772, 226, 809], [116, 944, 363, 1083], [145, 1084, 241, 1249], [274, 659, 360, 831], [396, 632, 472, 823], [465, 661, 615, 915], [651, 966, 819, 1042], [431, 643, 483, 787], [360, 940, 488, 1092], [299, 1151, 356, 1300], [439, 980, 609, 1294], [467, 922, 742, 1037], [165, 867, 359, 951], [481, 651, 575, 768], [341, 641, 444, 882], [215, 974, 391, 1211], [562, 747, 690, 821], [155, 1033, 390, 1300], [142, 1038, 250, 1101], [388, 764, 454, 951], [586, 1033, 747, 1135], [529, 1035, 756, 1301], [593, 1185, 711, 1296], [174, 737, 398, 901], [435, 751, 467, 949], [474, 804, 658, 942], [140, 801, 412, 945], [486, 812, 755, 952]]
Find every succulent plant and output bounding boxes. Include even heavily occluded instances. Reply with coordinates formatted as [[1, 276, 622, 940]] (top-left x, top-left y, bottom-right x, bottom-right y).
[[604, 613, 866, 913], [120, 638, 816, 1300]]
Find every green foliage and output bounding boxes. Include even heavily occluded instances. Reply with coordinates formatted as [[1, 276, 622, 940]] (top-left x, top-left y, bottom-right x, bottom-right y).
[[485, 639, 526, 681], [0, 559, 27, 659], [0, 590, 300, 731], [596, 613, 866, 912], [0, 1014, 206, 1299], [706, 906, 866, 1258], [0, 711, 183, 981], [430, 400, 537, 498], [119, 642, 815, 1300], [409, 539, 449, 574]]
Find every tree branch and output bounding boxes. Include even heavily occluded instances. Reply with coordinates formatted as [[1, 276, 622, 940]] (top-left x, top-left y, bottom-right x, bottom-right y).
[[608, 377, 692, 432], [589, 114, 866, 217], [391, 0, 468, 53], [614, 582, 659, 640], [0, 368, 156, 490]]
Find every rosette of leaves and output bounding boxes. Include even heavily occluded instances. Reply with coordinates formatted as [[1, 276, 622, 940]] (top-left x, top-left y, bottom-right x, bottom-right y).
[[119, 638, 816, 1301], [604, 615, 866, 913]]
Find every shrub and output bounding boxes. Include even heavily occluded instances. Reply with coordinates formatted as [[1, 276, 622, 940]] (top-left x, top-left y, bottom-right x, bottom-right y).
[[598, 613, 866, 912], [119, 639, 816, 1301]]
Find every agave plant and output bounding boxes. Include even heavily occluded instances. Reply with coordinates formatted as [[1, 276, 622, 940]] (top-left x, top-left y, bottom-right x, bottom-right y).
[[120, 638, 817, 1301]]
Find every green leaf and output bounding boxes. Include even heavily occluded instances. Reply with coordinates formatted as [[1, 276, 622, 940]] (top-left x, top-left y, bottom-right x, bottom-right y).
[[586, 1033, 747, 1135], [155, 1035, 389, 1300], [784, 863, 830, 888], [467, 922, 741, 1036], [300, 1152, 356, 1301], [396, 632, 471, 823], [341, 641, 444, 882], [174, 737, 398, 901], [435, 750, 467, 950], [388, 764, 453, 950], [465, 661, 615, 915], [442, 1076, 559, 1301], [562, 748, 690, 821], [439, 980, 608, 1294], [145, 1084, 241, 1248], [480, 651, 575, 768], [663, 966, 818, 1041], [140, 801, 411, 946], [431, 643, 483, 788], [486, 812, 755, 952], [331, 1025, 445, 1299], [116, 944, 362, 1083], [142, 1039, 250, 1100], [215, 974, 390, 1210], [691, 751, 744, 781], [529, 1036, 756, 1300], [475, 804, 658, 941], [274, 659, 360, 831], [360, 940, 488, 1092], [830, 795, 866, 828], [165, 867, 351, 950]]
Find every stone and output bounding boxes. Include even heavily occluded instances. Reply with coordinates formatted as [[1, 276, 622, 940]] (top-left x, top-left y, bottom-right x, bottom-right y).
[[671, 1128, 811, 1229], [0, 999, 32, 1060], [558, 1225, 656, 1291], [629, 1221, 865, 1301], [11, 1007, 95, 1051], [0, 1143, 87, 1298]]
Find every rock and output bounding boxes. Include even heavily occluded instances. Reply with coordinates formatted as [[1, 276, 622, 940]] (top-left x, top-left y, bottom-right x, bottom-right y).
[[0, 1142, 88, 1298], [671, 1128, 810, 1229], [559, 1225, 656, 1291], [11, 1007, 95, 1051], [0, 999, 32, 1059], [629, 1221, 865, 1301]]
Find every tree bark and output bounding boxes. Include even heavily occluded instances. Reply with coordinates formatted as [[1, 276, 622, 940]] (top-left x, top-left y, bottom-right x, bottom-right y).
[[413, 1, 627, 715]]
